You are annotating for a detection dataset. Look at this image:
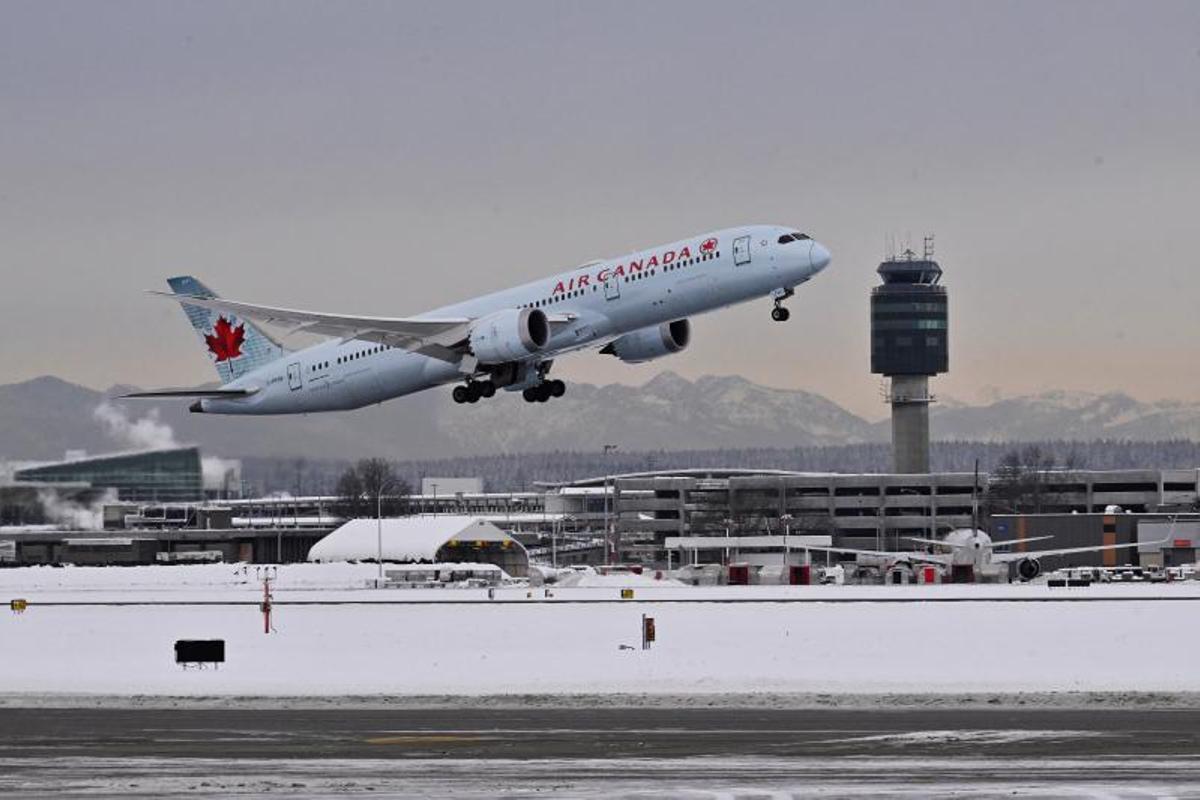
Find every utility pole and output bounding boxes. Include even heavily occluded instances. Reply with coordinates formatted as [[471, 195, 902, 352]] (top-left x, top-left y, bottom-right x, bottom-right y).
[[602, 444, 618, 564]]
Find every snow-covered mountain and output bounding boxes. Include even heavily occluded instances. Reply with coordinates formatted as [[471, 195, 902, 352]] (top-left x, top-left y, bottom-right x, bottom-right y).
[[3, 374, 1200, 462], [920, 391, 1200, 441], [435, 371, 874, 452]]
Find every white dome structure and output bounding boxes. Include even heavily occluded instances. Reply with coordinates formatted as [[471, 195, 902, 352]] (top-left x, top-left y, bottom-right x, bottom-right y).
[[307, 515, 527, 576]]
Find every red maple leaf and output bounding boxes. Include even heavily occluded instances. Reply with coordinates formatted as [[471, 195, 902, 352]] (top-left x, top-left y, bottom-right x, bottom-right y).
[[700, 237, 717, 253], [205, 316, 245, 362]]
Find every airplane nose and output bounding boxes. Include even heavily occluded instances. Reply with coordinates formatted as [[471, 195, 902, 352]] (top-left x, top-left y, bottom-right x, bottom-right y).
[[809, 241, 832, 273]]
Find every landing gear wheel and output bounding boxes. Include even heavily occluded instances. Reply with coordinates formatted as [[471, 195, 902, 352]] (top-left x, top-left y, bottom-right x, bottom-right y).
[[548, 379, 566, 398], [465, 382, 482, 403], [771, 306, 790, 322], [479, 381, 496, 399], [523, 382, 554, 402], [452, 385, 469, 404]]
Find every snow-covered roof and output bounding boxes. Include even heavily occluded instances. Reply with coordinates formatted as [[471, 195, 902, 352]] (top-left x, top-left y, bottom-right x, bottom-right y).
[[307, 515, 520, 563]]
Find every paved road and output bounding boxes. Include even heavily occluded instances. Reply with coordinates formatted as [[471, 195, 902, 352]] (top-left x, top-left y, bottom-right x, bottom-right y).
[[1, 706, 1198, 797]]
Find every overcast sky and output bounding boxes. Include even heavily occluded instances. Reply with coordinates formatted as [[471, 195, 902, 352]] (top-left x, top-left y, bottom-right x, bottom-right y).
[[3, 0, 1199, 419]]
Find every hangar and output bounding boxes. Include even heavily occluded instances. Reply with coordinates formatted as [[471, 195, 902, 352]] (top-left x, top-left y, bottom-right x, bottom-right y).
[[307, 515, 528, 576]]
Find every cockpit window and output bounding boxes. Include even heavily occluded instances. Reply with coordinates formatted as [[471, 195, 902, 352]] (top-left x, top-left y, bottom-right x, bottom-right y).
[[778, 233, 812, 244]]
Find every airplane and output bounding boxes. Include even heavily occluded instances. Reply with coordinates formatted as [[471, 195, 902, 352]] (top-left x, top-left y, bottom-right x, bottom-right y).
[[798, 527, 1158, 581], [124, 225, 831, 415]]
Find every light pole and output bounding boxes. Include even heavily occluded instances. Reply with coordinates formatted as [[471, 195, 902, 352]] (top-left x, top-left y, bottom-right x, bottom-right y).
[[723, 517, 734, 565], [781, 513, 793, 565], [375, 474, 398, 583], [376, 490, 383, 581]]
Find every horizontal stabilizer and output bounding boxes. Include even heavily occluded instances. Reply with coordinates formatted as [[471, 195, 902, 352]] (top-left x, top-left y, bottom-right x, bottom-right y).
[[120, 387, 257, 400]]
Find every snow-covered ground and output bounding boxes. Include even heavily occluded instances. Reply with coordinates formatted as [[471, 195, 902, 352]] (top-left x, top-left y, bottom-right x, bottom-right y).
[[1, 563, 1199, 696]]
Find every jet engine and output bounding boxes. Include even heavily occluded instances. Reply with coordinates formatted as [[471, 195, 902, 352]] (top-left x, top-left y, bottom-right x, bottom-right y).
[[469, 308, 549, 364], [1016, 557, 1042, 581], [601, 319, 690, 364]]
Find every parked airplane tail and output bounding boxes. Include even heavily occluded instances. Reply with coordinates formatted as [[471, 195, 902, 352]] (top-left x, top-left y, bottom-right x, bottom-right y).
[[166, 275, 288, 382]]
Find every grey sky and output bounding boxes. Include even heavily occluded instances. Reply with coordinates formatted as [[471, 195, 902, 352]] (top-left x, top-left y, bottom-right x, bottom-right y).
[[2, 0, 1198, 419]]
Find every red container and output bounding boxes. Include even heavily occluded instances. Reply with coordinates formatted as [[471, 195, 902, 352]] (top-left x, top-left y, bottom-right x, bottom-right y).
[[950, 564, 975, 583], [727, 564, 750, 585], [788, 565, 812, 585]]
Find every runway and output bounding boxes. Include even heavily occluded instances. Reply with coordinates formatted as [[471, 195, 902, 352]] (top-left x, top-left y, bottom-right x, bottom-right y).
[[1, 704, 1198, 797]]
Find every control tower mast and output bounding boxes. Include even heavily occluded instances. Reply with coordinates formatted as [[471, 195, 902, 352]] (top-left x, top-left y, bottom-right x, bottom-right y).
[[870, 236, 948, 473]]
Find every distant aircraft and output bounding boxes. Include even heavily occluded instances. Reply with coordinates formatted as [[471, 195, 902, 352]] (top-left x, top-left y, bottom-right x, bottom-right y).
[[125, 225, 830, 415], [801, 528, 1151, 581]]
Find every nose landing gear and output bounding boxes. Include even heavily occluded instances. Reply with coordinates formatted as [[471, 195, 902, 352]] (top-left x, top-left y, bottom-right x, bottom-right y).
[[523, 379, 566, 403], [452, 380, 497, 404], [770, 287, 794, 322]]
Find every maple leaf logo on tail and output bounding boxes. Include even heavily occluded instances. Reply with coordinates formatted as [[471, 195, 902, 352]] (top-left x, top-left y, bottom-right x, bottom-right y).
[[205, 316, 245, 362]]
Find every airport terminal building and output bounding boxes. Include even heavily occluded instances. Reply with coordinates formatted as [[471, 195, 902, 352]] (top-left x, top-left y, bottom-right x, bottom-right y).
[[13, 447, 206, 503], [551, 467, 1200, 565]]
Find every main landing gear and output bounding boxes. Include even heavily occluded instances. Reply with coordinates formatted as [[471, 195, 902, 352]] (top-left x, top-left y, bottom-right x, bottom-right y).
[[452, 377, 566, 404], [770, 287, 794, 322], [451, 380, 497, 404], [523, 379, 566, 403]]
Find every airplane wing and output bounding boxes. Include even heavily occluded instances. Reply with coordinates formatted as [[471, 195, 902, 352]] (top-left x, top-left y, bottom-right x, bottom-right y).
[[794, 544, 953, 566], [904, 535, 1055, 549], [987, 536, 1055, 548], [121, 387, 257, 399], [989, 540, 1158, 564], [152, 292, 473, 361], [905, 537, 958, 549]]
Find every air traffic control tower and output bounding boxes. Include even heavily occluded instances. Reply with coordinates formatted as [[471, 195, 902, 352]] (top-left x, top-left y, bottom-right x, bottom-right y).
[[870, 238, 948, 473]]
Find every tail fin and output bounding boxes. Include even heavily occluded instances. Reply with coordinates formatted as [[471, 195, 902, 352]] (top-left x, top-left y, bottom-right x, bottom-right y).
[[167, 276, 288, 383]]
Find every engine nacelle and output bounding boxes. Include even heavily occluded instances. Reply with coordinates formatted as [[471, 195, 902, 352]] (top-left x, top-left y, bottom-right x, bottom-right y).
[[1016, 557, 1042, 581], [469, 308, 549, 364], [602, 319, 690, 364]]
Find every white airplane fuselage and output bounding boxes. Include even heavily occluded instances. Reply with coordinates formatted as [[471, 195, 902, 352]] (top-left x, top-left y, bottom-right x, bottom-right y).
[[197, 225, 830, 414]]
